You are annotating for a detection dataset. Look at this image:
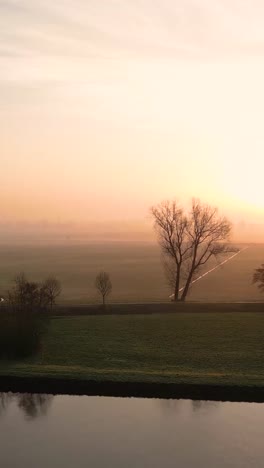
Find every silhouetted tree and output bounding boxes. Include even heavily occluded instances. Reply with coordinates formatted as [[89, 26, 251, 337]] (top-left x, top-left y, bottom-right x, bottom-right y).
[[41, 276, 62, 309], [252, 264, 264, 293], [7, 272, 44, 310], [95, 271, 112, 305], [151, 199, 233, 301]]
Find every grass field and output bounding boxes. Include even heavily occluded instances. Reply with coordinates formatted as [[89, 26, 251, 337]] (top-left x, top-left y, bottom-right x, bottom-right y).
[[1, 312, 264, 387], [0, 242, 263, 303]]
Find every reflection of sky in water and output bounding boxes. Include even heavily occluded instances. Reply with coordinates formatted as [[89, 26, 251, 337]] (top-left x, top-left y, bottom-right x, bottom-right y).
[[0, 394, 263, 468]]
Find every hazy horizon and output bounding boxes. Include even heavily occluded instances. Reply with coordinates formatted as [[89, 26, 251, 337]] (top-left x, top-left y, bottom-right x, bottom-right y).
[[0, 218, 263, 244], [1, 0, 264, 227]]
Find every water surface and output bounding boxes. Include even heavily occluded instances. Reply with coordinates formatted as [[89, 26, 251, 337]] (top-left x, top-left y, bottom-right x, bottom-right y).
[[0, 393, 263, 467]]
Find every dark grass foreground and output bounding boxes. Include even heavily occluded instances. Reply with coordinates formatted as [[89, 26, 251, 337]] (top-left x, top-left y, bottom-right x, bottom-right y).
[[1, 308, 264, 401]]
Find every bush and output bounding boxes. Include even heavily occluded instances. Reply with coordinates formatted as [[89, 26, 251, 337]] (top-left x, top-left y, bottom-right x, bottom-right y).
[[0, 305, 49, 359], [0, 273, 51, 359]]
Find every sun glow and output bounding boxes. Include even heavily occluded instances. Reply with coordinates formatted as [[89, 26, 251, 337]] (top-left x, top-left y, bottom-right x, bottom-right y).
[[0, 1, 264, 226]]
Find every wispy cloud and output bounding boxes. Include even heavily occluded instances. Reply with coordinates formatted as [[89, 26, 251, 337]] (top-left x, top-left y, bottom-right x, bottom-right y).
[[1, 1, 264, 98], [1, 0, 264, 63]]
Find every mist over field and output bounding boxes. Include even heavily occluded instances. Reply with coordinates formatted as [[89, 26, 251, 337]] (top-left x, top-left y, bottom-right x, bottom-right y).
[[0, 242, 263, 304], [0, 220, 263, 244]]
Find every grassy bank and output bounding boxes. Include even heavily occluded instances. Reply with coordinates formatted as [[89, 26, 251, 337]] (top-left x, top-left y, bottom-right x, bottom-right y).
[[1, 310, 264, 394]]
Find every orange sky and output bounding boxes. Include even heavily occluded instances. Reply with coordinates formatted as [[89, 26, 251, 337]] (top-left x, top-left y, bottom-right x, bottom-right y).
[[0, 0, 264, 228]]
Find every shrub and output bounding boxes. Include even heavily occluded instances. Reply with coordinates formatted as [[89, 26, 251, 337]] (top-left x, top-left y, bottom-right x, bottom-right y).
[[0, 273, 51, 359]]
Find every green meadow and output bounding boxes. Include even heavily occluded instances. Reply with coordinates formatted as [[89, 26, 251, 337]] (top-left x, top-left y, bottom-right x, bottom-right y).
[[1, 311, 264, 387]]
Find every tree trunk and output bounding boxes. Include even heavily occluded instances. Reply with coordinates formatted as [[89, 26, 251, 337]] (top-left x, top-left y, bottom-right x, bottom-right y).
[[181, 244, 198, 301], [180, 270, 194, 301], [173, 269, 181, 301]]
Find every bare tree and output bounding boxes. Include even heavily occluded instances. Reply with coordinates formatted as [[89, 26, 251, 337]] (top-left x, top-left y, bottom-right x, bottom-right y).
[[8, 273, 46, 310], [151, 201, 190, 301], [7, 273, 62, 310], [252, 264, 264, 293], [41, 276, 62, 309], [95, 271, 112, 305], [151, 199, 233, 302]]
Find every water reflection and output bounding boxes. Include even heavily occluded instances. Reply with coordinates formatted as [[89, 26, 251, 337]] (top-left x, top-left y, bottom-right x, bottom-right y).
[[0, 392, 220, 420], [191, 400, 219, 413], [158, 398, 181, 414], [158, 398, 219, 415], [0, 394, 263, 468], [0, 392, 12, 416], [0, 392, 53, 419], [18, 393, 53, 419]]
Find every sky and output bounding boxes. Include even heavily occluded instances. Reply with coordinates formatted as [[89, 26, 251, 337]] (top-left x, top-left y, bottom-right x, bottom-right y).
[[1, 0, 264, 231]]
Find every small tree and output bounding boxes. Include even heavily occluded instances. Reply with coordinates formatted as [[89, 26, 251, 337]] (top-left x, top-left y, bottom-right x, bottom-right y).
[[95, 271, 112, 305], [7, 273, 48, 311], [41, 276, 62, 309], [252, 264, 264, 293]]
